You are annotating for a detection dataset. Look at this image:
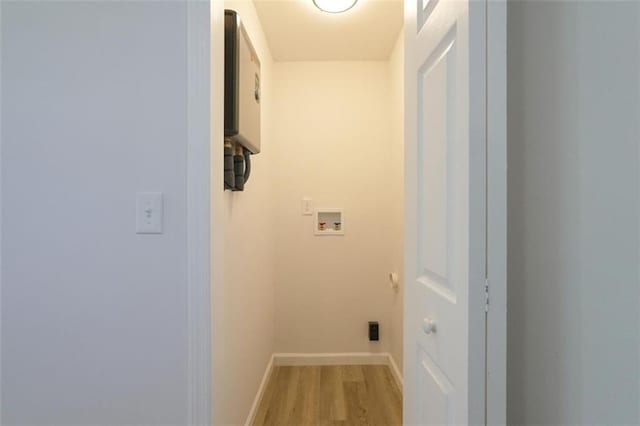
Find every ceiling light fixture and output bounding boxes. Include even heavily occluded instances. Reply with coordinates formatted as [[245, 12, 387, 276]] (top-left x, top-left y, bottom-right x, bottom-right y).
[[313, 0, 358, 13]]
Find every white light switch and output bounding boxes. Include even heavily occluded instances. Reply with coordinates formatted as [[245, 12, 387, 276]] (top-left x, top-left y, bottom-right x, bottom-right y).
[[302, 197, 313, 216], [136, 192, 163, 234]]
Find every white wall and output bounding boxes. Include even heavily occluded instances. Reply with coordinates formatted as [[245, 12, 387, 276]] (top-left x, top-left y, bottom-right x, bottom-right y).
[[1, 2, 192, 424], [388, 31, 404, 373], [213, 1, 276, 424], [507, 1, 640, 424], [271, 61, 400, 356]]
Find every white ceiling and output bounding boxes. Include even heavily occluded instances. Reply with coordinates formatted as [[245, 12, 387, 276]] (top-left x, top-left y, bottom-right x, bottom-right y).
[[253, 0, 403, 62]]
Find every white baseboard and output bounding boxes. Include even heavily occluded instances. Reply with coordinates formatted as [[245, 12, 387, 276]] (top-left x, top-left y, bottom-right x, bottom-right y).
[[244, 354, 275, 426], [273, 352, 389, 366], [387, 353, 404, 392]]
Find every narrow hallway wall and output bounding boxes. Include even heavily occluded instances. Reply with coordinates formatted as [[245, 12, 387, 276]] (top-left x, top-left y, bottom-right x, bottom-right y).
[[1, 2, 193, 424], [388, 30, 405, 374], [214, 1, 276, 424], [507, 1, 640, 423], [271, 61, 398, 356]]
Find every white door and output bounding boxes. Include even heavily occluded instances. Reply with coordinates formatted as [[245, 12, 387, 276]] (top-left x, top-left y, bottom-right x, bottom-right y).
[[403, 0, 506, 424]]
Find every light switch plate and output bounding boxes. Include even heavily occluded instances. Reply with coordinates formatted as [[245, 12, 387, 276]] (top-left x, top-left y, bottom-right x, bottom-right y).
[[302, 197, 313, 216], [136, 192, 163, 234]]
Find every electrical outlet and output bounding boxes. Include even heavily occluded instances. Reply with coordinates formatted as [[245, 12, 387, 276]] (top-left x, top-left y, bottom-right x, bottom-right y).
[[368, 321, 379, 341]]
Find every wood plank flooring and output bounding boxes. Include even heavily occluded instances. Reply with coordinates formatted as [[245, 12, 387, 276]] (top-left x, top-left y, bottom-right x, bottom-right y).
[[253, 365, 402, 426]]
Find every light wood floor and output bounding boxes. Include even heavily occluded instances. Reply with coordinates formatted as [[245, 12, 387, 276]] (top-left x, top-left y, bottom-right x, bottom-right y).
[[252, 365, 402, 426]]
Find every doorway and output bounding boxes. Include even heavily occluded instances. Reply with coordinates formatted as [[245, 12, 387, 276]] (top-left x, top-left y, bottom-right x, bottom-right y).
[[213, 0, 405, 424], [207, 0, 506, 425]]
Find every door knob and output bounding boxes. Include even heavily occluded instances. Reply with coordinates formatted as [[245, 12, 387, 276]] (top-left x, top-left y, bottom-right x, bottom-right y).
[[422, 317, 437, 335]]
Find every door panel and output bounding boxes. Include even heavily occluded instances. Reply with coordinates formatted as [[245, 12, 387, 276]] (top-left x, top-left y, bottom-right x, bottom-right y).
[[417, 348, 455, 425], [418, 26, 456, 298], [404, 0, 489, 424], [417, 0, 439, 33]]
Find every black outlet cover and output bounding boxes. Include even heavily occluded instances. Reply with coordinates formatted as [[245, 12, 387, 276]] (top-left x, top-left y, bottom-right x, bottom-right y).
[[368, 321, 379, 341]]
